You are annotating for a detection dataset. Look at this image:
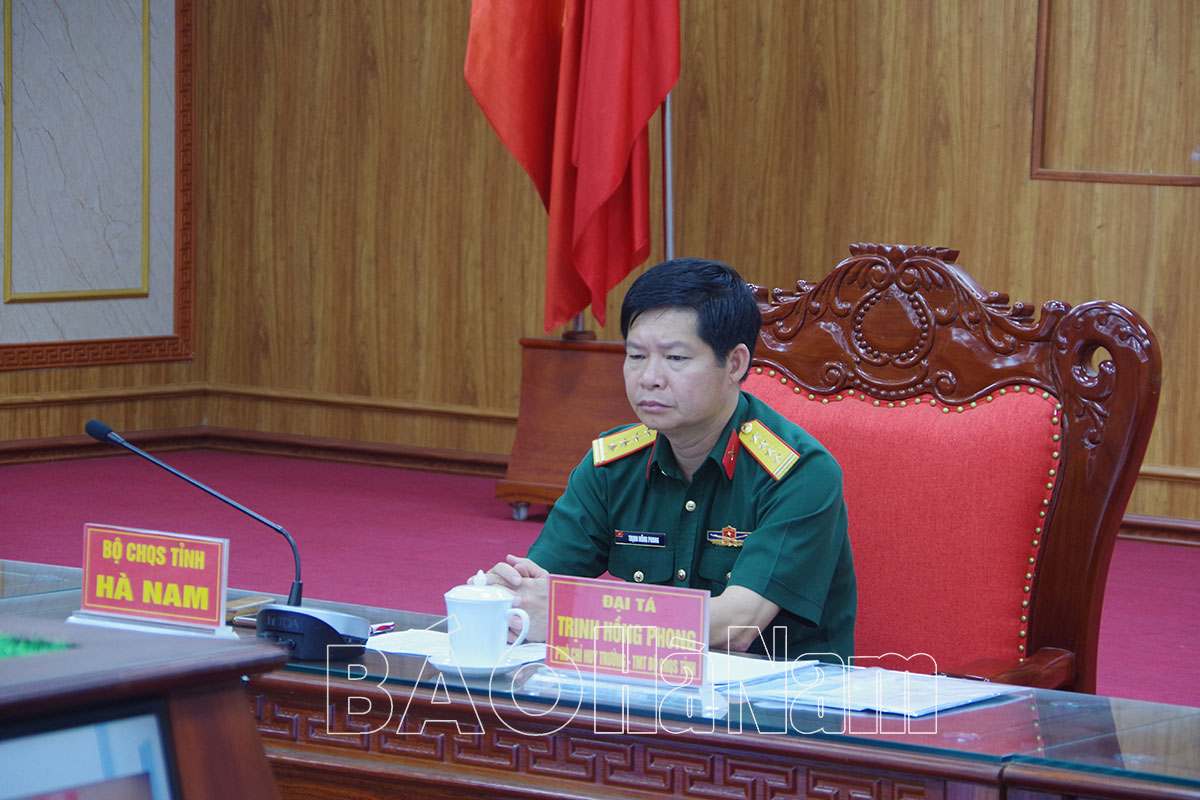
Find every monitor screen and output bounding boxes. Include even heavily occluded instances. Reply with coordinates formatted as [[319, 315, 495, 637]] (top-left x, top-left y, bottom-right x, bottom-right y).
[[0, 699, 179, 800]]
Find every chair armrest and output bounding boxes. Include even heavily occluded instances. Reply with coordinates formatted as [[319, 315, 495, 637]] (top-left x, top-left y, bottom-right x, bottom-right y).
[[944, 648, 1075, 689]]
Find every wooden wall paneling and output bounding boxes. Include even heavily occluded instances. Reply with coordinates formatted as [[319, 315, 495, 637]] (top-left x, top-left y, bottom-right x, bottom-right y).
[[0, 363, 206, 443], [1126, 185, 1200, 522], [0, 389, 205, 456], [1023, 183, 1159, 317], [196, 0, 666, 455], [1034, 0, 1200, 184], [1146, 188, 1200, 475], [674, 1, 1039, 296], [198, 0, 547, 452]]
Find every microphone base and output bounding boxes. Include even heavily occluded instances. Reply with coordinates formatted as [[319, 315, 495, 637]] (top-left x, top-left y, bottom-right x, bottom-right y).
[[255, 605, 370, 661]]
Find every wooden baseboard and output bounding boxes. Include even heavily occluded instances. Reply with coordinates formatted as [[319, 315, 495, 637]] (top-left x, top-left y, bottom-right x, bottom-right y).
[[0, 426, 508, 480], [1118, 514, 1200, 546]]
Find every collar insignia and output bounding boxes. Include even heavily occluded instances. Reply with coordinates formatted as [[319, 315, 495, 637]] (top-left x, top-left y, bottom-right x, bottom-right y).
[[721, 427, 739, 480]]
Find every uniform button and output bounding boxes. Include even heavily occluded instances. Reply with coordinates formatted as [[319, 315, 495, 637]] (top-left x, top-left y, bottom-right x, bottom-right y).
[[676, 568, 687, 581], [685, 500, 697, 511], [633, 570, 645, 583], [741, 422, 754, 434], [725, 571, 732, 581]]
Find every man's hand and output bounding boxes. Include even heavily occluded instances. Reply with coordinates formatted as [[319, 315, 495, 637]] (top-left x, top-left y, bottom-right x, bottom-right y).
[[485, 554, 549, 642]]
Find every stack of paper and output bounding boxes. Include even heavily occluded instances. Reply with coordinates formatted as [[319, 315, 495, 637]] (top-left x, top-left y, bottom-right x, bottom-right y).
[[706, 652, 817, 688], [731, 663, 1016, 717]]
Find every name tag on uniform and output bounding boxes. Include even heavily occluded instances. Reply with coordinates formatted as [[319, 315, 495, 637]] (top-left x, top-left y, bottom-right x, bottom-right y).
[[614, 530, 666, 547], [707, 526, 750, 547]]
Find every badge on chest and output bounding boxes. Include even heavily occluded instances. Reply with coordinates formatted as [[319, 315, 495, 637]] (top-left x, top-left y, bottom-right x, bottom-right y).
[[707, 526, 750, 547]]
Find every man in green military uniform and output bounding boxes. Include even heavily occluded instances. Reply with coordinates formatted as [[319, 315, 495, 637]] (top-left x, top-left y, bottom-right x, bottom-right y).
[[487, 258, 856, 660]]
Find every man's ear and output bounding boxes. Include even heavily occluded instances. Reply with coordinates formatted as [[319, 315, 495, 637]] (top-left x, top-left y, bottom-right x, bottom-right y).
[[727, 343, 751, 383]]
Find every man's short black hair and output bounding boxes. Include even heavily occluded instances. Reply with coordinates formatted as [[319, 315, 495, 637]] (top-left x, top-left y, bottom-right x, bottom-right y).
[[620, 257, 761, 378]]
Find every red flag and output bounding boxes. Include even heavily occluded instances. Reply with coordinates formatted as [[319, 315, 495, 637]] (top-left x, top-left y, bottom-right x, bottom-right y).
[[463, 0, 564, 208], [465, 0, 680, 331]]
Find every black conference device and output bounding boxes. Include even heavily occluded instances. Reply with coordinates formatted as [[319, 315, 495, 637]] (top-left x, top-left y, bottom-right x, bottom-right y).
[[84, 419, 368, 660]]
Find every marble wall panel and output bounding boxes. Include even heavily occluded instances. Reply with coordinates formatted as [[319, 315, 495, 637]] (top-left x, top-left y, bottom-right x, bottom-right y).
[[0, 0, 174, 344]]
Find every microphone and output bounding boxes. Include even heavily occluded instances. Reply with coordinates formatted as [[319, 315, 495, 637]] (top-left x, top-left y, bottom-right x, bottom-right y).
[[84, 420, 369, 660], [85, 418, 304, 605]]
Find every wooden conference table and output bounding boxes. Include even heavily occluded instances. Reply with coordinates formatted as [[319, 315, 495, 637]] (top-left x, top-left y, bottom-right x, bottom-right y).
[[3, 559, 1199, 800]]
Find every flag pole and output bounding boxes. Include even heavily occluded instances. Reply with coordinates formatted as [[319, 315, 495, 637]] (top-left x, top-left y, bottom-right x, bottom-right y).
[[567, 312, 592, 339], [662, 92, 675, 260]]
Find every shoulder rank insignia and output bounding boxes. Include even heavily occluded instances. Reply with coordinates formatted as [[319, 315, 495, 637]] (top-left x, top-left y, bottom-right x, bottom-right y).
[[592, 424, 658, 466], [738, 419, 799, 480]]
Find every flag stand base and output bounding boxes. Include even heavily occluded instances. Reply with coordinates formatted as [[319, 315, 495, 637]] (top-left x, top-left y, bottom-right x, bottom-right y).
[[495, 337, 629, 518]]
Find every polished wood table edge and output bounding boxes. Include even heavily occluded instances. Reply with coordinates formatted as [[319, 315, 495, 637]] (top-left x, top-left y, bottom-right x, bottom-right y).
[[1001, 760, 1200, 800], [0, 614, 287, 719]]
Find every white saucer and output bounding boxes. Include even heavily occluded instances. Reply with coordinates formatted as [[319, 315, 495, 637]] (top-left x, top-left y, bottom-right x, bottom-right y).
[[428, 645, 546, 678]]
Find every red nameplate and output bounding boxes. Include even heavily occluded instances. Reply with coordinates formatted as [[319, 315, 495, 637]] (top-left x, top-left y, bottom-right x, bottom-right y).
[[547, 575, 709, 686], [81, 523, 229, 629]]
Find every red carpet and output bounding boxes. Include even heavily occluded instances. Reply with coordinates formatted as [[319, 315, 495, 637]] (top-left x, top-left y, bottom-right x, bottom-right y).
[[1096, 537, 1200, 705], [1, 450, 1196, 707], [0, 451, 540, 614]]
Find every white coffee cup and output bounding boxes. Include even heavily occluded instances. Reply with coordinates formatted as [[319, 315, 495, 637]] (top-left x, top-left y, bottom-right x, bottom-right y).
[[443, 570, 530, 668]]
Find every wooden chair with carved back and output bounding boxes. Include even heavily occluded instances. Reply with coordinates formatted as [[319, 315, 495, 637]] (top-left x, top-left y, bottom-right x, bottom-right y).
[[744, 244, 1161, 692]]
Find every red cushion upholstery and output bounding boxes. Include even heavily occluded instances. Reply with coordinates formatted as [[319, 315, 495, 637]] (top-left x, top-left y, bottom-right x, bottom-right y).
[[745, 369, 1062, 673]]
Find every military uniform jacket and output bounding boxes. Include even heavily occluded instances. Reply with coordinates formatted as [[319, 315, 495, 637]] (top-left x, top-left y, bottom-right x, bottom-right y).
[[527, 391, 856, 661]]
